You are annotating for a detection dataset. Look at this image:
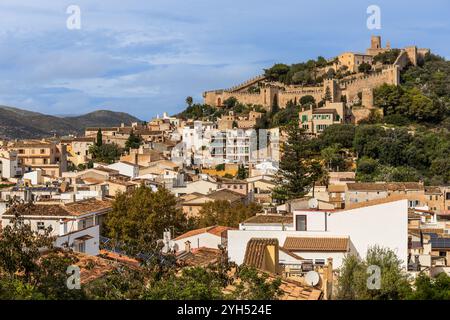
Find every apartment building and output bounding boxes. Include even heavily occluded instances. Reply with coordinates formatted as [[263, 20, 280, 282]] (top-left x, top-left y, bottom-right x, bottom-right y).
[[61, 137, 95, 167], [9, 140, 67, 177]]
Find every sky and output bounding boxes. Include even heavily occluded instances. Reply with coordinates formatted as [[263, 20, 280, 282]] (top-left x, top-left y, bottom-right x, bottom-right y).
[[0, 0, 449, 120]]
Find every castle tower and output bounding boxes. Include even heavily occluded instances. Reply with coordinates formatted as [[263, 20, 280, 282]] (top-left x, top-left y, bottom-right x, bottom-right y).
[[323, 79, 341, 103], [362, 88, 374, 109], [371, 36, 382, 49]]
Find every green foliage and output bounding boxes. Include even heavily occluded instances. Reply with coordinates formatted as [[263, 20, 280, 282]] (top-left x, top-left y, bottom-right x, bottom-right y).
[[230, 265, 283, 300], [352, 125, 450, 184], [215, 163, 225, 171], [96, 129, 103, 147], [237, 164, 249, 180], [318, 124, 355, 149], [223, 97, 239, 109], [374, 53, 450, 125], [264, 63, 290, 82], [299, 95, 316, 107], [271, 104, 299, 127], [89, 143, 122, 164], [0, 205, 85, 300], [125, 130, 143, 151], [321, 144, 347, 171], [358, 62, 372, 74], [105, 186, 188, 255], [408, 273, 450, 300], [373, 49, 401, 65], [273, 121, 325, 202], [178, 103, 217, 120], [84, 267, 147, 300], [143, 267, 226, 300], [0, 206, 54, 280], [264, 57, 330, 85], [194, 200, 261, 228], [336, 246, 411, 300], [185, 96, 193, 107]]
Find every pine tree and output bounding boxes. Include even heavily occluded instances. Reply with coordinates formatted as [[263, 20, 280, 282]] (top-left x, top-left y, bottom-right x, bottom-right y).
[[272, 121, 318, 202], [237, 164, 248, 180]]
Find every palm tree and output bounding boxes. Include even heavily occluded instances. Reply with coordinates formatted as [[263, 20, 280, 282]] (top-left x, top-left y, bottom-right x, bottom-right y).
[[185, 96, 193, 108]]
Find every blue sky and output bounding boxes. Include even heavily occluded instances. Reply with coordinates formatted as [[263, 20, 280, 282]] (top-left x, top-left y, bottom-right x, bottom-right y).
[[0, 0, 449, 120]]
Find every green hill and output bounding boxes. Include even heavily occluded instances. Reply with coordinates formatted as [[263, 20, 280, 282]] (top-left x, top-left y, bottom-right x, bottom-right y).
[[0, 106, 141, 139]]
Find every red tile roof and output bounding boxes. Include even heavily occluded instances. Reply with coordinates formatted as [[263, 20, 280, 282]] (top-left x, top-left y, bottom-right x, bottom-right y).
[[283, 237, 349, 252], [174, 226, 235, 241]]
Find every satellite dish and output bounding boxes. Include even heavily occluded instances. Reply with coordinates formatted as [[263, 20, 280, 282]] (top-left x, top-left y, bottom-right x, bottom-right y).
[[305, 271, 320, 287], [308, 198, 319, 209]]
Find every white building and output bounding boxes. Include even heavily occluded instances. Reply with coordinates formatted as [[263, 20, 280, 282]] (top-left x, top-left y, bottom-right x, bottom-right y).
[[0, 150, 20, 179], [1, 198, 112, 256], [175, 121, 279, 167], [228, 199, 409, 269], [172, 226, 234, 253], [106, 161, 139, 179], [23, 169, 43, 186]]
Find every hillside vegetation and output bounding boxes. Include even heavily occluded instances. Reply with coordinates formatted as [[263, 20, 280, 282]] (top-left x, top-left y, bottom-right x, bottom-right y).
[[0, 106, 141, 139]]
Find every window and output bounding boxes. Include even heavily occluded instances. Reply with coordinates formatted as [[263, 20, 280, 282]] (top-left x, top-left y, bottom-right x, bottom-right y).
[[296, 215, 307, 231], [315, 259, 325, 265], [301, 115, 308, 123], [77, 242, 86, 253], [37, 222, 45, 230]]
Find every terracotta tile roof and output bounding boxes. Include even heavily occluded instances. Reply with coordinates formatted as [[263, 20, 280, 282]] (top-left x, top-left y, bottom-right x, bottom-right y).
[[223, 270, 322, 300], [174, 226, 235, 241], [4, 198, 112, 217], [387, 182, 423, 191], [347, 183, 386, 191], [278, 277, 323, 300], [243, 214, 293, 225], [243, 238, 279, 269], [327, 184, 346, 193], [425, 186, 442, 194], [207, 189, 245, 202], [344, 195, 409, 210], [312, 108, 337, 114], [283, 237, 349, 252], [177, 247, 222, 267], [63, 199, 113, 216]]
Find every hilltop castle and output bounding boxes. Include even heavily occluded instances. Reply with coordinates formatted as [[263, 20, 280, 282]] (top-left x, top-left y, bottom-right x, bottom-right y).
[[203, 36, 430, 113]]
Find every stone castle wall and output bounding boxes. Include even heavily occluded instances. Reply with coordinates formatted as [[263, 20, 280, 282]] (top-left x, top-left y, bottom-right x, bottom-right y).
[[342, 66, 399, 103]]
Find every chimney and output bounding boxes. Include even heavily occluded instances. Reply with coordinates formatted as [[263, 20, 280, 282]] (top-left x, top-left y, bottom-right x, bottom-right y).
[[58, 219, 66, 236], [323, 257, 334, 300], [185, 240, 191, 253]]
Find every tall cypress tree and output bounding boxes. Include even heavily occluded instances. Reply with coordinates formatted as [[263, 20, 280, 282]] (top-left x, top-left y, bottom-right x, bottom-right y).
[[96, 129, 103, 147]]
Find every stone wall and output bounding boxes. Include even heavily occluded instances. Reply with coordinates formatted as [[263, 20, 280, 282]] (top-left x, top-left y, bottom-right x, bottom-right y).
[[342, 66, 399, 103]]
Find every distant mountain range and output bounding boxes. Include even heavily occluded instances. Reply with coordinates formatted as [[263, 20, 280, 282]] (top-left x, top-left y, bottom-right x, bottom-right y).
[[0, 106, 141, 139]]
